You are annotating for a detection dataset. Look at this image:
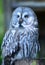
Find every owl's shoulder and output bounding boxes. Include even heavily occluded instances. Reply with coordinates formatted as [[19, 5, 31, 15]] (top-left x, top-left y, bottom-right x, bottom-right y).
[[1, 29, 16, 48]]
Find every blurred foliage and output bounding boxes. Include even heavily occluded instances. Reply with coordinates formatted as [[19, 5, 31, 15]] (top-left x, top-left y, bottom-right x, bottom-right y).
[[0, 0, 4, 46], [0, 0, 5, 65]]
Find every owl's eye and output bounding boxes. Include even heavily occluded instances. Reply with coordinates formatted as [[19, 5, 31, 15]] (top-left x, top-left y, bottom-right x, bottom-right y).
[[17, 15, 20, 18], [24, 15, 29, 18]]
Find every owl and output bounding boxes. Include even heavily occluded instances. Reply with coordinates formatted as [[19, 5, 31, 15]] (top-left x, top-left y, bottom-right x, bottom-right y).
[[1, 7, 40, 65]]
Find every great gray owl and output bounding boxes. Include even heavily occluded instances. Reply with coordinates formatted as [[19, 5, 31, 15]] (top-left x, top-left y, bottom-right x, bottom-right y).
[[1, 7, 40, 65]]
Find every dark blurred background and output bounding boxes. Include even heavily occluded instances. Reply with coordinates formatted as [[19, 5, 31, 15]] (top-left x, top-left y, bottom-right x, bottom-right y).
[[0, 0, 45, 65]]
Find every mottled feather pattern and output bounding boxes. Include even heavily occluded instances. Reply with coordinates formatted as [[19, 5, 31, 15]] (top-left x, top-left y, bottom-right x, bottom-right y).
[[1, 7, 40, 65]]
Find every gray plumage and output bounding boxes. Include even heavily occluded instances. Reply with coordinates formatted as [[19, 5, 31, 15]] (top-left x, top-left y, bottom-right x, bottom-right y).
[[1, 7, 40, 65]]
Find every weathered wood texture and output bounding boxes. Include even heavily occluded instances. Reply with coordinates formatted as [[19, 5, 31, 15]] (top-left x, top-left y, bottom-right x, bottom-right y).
[[14, 59, 39, 65], [4, 0, 12, 30]]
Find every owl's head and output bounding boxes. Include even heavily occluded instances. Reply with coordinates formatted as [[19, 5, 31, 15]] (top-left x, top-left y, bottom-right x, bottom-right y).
[[10, 7, 38, 30]]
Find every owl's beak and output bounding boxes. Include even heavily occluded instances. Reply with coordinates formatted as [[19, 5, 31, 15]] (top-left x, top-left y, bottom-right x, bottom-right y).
[[19, 18, 23, 27], [19, 18, 23, 25]]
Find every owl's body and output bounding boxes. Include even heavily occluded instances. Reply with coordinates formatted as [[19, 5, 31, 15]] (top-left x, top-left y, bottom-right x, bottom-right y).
[[1, 7, 40, 65]]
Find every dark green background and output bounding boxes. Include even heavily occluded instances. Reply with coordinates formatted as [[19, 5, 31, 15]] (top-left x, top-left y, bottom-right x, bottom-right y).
[[0, 0, 5, 65]]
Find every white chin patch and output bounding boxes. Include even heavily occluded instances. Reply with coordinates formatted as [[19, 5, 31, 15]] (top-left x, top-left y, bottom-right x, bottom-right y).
[[15, 24, 19, 28], [22, 21, 26, 27], [21, 21, 30, 28], [22, 24, 29, 29], [15, 23, 19, 28]]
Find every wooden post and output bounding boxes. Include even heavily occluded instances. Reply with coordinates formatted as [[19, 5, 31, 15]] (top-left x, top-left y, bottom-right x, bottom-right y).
[[12, 59, 39, 65], [3, 0, 12, 30]]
